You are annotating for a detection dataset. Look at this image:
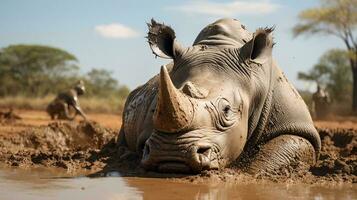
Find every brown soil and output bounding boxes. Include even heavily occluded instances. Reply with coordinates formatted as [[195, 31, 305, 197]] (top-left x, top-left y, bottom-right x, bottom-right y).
[[0, 109, 122, 129], [0, 109, 121, 172], [0, 109, 21, 124], [0, 109, 355, 184], [0, 121, 116, 172], [312, 128, 356, 176]]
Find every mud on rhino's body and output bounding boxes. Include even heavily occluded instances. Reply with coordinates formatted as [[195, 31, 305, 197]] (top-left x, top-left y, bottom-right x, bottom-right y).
[[118, 18, 321, 174]]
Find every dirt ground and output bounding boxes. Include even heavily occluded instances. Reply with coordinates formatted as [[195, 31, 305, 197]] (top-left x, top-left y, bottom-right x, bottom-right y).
[[0, 109, 355, 184], [0, 109, 121, 136]]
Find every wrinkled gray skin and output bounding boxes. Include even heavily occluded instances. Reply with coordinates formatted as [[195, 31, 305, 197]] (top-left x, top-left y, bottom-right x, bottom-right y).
[[118, 18, 321, 174]]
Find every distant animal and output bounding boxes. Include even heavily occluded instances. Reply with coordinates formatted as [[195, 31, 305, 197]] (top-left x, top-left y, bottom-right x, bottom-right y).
[[312, 85, 330, 119], [117, 18, 321, 174], [47, 80, 87, 120]]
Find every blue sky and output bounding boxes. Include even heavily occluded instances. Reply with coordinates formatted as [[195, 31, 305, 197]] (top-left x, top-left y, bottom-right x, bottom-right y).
[[0, 0, 344, 90]]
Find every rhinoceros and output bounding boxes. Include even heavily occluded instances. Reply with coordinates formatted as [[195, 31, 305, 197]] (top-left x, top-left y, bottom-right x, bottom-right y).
[[117, 18, 321, 174]]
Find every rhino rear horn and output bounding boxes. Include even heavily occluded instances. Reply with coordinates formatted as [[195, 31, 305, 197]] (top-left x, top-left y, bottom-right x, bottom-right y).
[[147, 19, 184, 59], [153, 65, 194, 133]]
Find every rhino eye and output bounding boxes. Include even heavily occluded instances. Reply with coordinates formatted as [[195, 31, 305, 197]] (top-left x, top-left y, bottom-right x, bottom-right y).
[[223, 105, 231, 115], [218, 99, 232, 116], [214, 98, 237, 130]]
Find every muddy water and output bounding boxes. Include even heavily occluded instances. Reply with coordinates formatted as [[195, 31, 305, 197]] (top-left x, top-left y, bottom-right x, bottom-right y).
[[0, 166, 355, 200]]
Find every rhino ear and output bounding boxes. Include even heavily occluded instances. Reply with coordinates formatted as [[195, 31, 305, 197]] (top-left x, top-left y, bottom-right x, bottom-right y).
[[147, 19, 184, 59], [240, 27, 274, 64]]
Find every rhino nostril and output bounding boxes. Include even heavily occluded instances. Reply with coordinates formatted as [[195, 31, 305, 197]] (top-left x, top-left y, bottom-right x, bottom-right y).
[[197, 146, 211, 156]]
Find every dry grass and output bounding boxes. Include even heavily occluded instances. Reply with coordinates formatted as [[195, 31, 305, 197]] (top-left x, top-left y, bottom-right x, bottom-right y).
[[0, 95, 126, 114]]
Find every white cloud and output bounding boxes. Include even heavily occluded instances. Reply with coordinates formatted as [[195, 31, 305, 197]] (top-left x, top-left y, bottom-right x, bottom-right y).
[[167, 0, 280, 16], [95, 23, 140, 39]]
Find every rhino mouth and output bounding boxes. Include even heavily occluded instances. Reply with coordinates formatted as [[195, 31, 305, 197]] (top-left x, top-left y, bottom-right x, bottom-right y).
[[157, 161, 192, 173], [140, 133, 220, 174]]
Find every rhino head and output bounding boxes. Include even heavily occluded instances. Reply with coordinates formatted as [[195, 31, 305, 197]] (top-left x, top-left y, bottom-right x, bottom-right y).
[[141, 19, 274, 173]]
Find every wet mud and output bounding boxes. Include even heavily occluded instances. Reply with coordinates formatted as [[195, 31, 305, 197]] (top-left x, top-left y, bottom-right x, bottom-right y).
[[311, 128, 356, 179], [0, 121, 116, 172], [0, 120, 355, 184]]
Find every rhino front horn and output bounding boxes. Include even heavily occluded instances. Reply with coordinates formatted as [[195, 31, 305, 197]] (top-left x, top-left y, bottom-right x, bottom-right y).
[[153, 65, 194, 133]]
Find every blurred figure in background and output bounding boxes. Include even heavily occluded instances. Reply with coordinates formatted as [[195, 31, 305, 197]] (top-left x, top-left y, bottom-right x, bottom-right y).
[[47, 80, 87, 120], [312, 84, 331, 120]]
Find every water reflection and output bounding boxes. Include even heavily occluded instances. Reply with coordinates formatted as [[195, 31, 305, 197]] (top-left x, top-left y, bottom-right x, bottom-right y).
[[0, 167, 142, 200], [0, 167, 355, 200], [125, 178, 356, 200]]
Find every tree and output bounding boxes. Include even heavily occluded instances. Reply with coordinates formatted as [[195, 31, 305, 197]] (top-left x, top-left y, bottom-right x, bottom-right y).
[[298, 49, 352, 102], [293, 0, 357, 112], [84, 69, 130, 99], [0, 44, 78, 96], [85, 69, 119, 96], [0, 44, 131, 100]]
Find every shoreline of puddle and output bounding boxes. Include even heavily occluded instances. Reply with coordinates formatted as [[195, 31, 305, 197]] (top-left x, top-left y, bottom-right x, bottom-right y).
[[0, 166, 355, 200]]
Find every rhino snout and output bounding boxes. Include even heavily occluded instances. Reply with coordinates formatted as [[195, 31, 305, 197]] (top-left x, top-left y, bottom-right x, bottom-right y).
[[140, 136, 219, 174]]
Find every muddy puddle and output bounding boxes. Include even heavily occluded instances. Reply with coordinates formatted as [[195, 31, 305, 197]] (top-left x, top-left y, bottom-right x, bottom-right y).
[[0, 166, 355, 200]]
